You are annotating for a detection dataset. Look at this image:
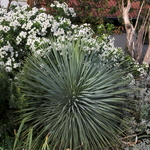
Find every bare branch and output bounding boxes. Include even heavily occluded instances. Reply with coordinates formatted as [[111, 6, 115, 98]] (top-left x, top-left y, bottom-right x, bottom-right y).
[[122, 0, 124, 9], [7, 0, 13, 13], [126, 0, 131, 12], [143, 8, 150, 64], [135, 0, 145, 30], [135, 26, 145, 62]]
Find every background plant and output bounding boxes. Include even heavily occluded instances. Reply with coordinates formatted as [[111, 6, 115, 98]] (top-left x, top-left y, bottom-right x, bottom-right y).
[[0, 2, 147, 77], [0, 67, 27, 148], [0, 2, 91, 73], [97, 23, 115, 35], [123, 72, 150, 137], [0, 118, 53, 150]]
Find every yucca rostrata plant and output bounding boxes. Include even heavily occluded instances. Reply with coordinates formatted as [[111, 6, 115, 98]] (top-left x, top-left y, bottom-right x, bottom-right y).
[[18, 37, 129, 150]]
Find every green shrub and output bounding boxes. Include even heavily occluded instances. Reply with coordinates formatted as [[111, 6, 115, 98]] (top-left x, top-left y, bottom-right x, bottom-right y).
[[0, 68, 27, 148], [18, 37, 129, 150], [0, 68, 11, 115], [0, 68, 13, 136], [0, 2, 147, 79], [122, 72, 150, 141], [0, 118, 53, 150]]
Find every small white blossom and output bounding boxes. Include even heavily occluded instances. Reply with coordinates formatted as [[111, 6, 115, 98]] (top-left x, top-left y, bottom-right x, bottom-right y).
[[19, 31, 27, 38]]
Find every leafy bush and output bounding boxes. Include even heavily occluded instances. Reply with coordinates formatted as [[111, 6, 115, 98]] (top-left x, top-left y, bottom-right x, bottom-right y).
[[17, 37, 130, 150], [0, 118, 53, 150], [0, 68, 13, 145], [0, 67, 27, 147], [0, 68, 11, 113], [115, 69, 150, 149], [0, 1, 146, 78], [97, 23, 115, 35], [123, 72, 150, 139], [0, 2, 92, 73]]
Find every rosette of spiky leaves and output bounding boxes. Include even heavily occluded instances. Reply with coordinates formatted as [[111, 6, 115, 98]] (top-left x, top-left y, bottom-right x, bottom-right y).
[[18, 38, 128, 150]]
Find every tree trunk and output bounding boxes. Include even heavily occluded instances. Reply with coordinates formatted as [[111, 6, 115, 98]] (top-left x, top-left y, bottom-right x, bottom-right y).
[[7, 0, 12, 12], [143, 25, 150, 64], [134, 26, 144, 63], [27, 0, 34, 7], [122, 0, 150, 64], [122, 0, 136, 57]]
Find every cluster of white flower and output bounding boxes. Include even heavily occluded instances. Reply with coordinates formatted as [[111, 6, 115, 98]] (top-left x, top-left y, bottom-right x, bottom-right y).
[[0, 3, 91, 72], [0, 1, 147, 76], [0, 45, 21, 72], [50, 1, 76, 17]]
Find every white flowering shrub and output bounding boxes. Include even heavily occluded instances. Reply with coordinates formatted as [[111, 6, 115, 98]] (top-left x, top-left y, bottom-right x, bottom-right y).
[[0, 1, 147, 77], [50, 1, 76, 18], [0, 3, 92, 72]]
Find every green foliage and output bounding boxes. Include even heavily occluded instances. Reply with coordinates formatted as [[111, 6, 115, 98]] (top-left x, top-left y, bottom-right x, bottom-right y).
[[120, 55, 147, 77], [0, 68, 27, 111], [0, 1, 148, 149], [120, 71, 150, 148], [18, 37, 129, 150], [62, 0, 108, 32], [97, 23, 115, 35], [0, 68, 13, 149], [0, 3, 92, 74], [0, 67, 27, 148], [0, 118, 53, 150], [109, 6, 118, 14], [0, 68, 11, 113]]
